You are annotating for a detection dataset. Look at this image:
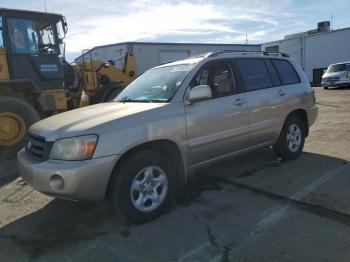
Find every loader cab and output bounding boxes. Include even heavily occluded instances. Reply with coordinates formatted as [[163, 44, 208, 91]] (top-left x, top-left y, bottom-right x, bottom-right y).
[[0, 8, 67, 90]]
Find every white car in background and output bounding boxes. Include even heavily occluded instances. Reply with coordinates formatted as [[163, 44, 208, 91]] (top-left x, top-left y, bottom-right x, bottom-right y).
[[322, 62, 350, 89]]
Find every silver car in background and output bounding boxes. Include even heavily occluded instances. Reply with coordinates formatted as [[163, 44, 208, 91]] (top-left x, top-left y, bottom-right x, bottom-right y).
[[17, 51, 318, 223], [322, 62, 350, 89]]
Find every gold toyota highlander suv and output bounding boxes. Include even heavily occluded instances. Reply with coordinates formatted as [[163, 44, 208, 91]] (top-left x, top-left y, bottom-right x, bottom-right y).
[[18, 51, 318, 223]]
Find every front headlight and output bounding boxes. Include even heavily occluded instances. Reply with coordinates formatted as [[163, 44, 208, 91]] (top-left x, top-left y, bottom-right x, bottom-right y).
[[49, 135, 98, 160]]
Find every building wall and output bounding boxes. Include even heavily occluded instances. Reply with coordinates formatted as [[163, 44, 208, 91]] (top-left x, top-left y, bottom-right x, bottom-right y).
[[76, 42, 261, 76], [262, 28, 350, 82], [304, 29, 350, 81]]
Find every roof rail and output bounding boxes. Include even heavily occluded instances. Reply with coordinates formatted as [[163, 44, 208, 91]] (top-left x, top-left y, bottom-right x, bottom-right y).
[[208, 50, 290, 58]]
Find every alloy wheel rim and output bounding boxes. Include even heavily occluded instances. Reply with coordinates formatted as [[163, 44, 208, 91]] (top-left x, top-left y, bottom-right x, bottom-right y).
[[287, 124, 302, 152], [130, 166, 168, 212], [0, 112, 26, 145]]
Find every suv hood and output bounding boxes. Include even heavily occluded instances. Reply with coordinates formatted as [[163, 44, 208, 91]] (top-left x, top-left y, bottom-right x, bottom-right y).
[[29, 102, 167, 141]]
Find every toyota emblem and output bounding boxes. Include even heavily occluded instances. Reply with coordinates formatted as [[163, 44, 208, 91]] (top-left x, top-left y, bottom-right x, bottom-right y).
[[27, 141, 32, 150]]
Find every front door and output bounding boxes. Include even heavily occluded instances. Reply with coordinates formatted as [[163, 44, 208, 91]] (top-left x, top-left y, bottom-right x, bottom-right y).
[[185, 60, 250, 166]]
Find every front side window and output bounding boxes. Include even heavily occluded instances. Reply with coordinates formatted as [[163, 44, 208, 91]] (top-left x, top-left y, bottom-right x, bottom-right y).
[[235, 58, 272, 91], [8, 18, 57, 55], [190, 62, 235, 98], [115, 63, 195, 102], [272, 59, 300, 85]]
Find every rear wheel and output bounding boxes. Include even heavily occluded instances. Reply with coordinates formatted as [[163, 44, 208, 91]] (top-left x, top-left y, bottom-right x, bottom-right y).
[[273, 116, 305, 161], [108, 150, 174, 224], [324, 86, 329, 89], [0, 96, 40, 160]]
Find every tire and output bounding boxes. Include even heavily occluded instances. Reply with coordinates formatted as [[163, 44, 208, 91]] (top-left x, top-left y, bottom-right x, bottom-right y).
[[324, 86, 329, 90], [91, 82, 124, 104], [108, 150, 175, 224], [0, 96, 40, 160], [273, 116, 306, 162]]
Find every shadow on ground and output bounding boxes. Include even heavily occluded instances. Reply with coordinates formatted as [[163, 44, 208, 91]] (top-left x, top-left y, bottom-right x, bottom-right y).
[[0, 149, 348, 261]]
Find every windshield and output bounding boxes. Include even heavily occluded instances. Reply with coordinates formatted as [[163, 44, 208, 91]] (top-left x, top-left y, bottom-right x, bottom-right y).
[[327, 63, 350, 73], [115, 63, 195, 102], [8, 17, 57, 55]]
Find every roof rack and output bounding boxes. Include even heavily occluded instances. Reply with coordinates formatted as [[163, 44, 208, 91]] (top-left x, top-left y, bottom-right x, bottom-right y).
[[208, 50, 290, 58]]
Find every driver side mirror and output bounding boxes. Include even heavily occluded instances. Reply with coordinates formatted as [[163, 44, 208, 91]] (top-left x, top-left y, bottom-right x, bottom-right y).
[[187, 85, 212, 104]]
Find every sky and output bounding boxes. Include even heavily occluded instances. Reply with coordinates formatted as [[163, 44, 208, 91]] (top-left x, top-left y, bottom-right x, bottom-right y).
[[1, 0, 349, 61]]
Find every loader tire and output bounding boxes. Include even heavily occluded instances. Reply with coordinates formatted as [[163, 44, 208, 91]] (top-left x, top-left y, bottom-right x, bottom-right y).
[[91, 82, 124, 104], [0, 96, 40, 160]]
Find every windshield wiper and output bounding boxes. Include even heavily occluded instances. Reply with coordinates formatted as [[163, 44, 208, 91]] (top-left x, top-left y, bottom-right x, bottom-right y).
[[118, 97, 168, 103], [118, 98, 151, 103]]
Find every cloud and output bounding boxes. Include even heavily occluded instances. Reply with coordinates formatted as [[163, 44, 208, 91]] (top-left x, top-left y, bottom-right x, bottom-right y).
[[3, 0, 350, 62], [64, 1, 289, 54]]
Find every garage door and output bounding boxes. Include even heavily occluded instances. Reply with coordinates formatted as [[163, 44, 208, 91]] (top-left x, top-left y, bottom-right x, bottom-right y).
[[159, 50, 190, 64]]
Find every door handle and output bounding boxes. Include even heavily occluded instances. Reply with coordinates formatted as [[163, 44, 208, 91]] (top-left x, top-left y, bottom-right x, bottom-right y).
[[277, 89, 285, 96], [233, 98, 245, 106]]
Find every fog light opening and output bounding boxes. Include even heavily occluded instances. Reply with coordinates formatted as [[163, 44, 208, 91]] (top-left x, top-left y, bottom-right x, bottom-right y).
[[49, 174, 65, 191]]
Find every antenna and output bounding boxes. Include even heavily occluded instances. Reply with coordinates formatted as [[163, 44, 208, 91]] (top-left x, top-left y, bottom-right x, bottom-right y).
[[44, 0, 47, 12], [245, 23, 248, 45], [331, 13, 334, 30]]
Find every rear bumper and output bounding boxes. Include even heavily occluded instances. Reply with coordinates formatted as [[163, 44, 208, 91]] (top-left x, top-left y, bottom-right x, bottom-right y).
[[307, 105, 318, 128], [17, 148, 120, 201]]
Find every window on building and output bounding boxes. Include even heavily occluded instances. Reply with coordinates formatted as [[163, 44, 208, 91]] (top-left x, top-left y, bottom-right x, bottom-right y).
[[265, 45, 279, 53], [235, 58, 272, 91], [272, 59, 300, 85]]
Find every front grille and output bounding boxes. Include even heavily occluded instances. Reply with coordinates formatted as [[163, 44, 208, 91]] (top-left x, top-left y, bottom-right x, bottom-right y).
[[25, 134, 53, 162], [325, 76, 340, 81]]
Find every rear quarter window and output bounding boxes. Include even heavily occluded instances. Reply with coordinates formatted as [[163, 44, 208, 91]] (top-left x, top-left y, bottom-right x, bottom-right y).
[[272, 59, 300, 85]]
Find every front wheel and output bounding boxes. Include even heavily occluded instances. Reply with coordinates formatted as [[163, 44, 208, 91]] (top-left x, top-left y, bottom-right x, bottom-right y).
[[91, 82, 124, 104], [273, 116, 305, 161], [0, 96, 40, 160], [108, 150, 174, 224], [323, 86, 329, 90]]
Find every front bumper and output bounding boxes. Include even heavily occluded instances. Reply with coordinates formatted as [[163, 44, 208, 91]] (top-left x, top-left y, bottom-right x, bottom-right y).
[[321, 79, 350, 87], [17, 149, 120, 201]]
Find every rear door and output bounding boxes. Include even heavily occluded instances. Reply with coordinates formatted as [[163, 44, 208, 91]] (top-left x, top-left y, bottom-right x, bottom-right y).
[[234, 58, 288, 146], [185, 60, 250, 166], [271, 59, 303, 115]]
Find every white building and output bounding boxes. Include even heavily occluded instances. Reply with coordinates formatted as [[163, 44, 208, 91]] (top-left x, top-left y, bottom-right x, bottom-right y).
[[75, 42, 261, 76], [262, 22, 350, 84]]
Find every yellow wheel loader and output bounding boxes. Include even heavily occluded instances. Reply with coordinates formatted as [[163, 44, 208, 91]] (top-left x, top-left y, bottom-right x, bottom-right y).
[[0, 8, 136, 160], [69, 51, 136, 108]]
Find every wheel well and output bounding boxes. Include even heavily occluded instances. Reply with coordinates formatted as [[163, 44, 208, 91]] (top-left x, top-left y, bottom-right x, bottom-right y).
[[287, 109, 309, 137], [106, 140, 185, 197]]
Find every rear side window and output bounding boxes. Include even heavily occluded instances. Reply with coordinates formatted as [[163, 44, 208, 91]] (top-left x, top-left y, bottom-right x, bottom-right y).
[[235, 58, 272, 91], [265, 59, 281, 86], [272, 59, 300, 85]]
